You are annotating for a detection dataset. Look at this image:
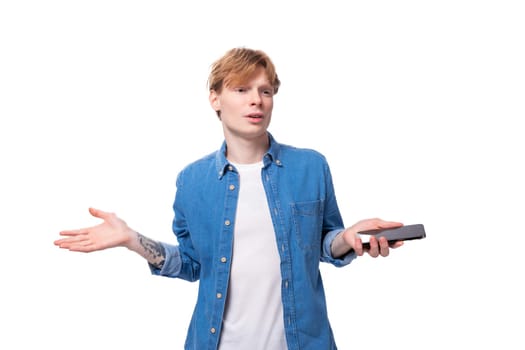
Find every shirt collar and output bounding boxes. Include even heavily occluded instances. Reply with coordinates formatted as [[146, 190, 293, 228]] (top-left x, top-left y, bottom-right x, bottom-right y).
[[215, 132, 283, 179]]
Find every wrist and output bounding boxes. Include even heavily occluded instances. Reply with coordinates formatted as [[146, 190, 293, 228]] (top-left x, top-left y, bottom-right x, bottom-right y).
[[331, 230, 353, 258], [123, 229, 140, 251]]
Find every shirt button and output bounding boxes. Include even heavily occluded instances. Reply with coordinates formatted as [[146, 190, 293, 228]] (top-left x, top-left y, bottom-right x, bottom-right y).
[[224, 220, 231, 226], [229, 184, 235, 190], [220, 257, 227, 263], [210, 327, 216, 334], [284, 280, 289, 288], [228, 165, 233, 171], [276, 159, 282, 165], [216, 293, 222, 299]]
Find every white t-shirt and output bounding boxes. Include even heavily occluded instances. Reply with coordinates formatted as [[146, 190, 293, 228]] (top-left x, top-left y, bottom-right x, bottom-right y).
[[218, 161, 287, 350]]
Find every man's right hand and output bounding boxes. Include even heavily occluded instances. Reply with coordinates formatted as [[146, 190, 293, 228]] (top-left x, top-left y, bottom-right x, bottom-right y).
[[54, 207, 135, 252]]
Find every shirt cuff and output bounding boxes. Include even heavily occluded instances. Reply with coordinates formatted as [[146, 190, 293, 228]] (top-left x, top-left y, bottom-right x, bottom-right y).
[[149, 243, 182, 277], [322, 229, 357, 267]]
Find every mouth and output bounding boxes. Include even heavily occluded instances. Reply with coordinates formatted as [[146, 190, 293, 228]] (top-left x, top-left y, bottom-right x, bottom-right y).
[[245, 113, 264, 120], [244, 113, 265, 124]]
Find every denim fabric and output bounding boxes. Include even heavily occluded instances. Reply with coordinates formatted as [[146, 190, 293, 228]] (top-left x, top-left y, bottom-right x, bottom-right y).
[[151, 133, 356, 349]]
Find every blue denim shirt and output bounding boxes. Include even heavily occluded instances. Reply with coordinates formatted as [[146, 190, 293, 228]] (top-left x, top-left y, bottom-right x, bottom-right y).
[[150, 133, 356, 349]]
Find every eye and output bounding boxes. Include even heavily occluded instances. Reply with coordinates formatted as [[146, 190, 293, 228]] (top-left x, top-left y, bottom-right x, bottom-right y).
[[234, 87, 247, 93], [262, 88, 274, 96]]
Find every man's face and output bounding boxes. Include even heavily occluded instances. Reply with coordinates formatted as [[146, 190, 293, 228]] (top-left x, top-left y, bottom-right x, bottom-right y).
[[209, 67, 274, 141]]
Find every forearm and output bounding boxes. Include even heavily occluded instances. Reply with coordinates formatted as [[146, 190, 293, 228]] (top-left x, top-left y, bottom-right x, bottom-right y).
[[126, 231, 166, 269]]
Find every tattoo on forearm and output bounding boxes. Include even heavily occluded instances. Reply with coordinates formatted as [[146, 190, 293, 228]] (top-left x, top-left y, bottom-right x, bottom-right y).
[[137, 233, 166, 269]]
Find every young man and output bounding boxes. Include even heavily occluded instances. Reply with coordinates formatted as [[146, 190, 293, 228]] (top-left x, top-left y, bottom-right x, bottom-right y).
[[54, 48, 403, 350]]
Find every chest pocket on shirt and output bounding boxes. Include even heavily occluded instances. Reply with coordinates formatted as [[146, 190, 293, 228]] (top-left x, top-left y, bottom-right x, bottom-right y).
[[291, 200, 324, 252]]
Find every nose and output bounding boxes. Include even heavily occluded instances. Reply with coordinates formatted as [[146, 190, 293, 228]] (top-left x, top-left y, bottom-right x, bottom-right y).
[[250, 90, 262, 106]]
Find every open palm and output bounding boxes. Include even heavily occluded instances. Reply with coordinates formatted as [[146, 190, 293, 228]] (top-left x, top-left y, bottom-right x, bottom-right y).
[[54, 207, 133, 252]]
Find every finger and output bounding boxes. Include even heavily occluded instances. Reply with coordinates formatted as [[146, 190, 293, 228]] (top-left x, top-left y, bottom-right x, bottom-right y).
[[367, 237, 379, 258], [390, 240, 404, 249], [64, 244, 94, 252], [56, 236, 95, 250], [66, 240, 99, 252], [58, 229, 90, 237], [353, 236, 364, 256], [54, 239, 68, 247], [54, 234, 91, 247], [379, 237, 389, 257], [88, 207, 112, 220]]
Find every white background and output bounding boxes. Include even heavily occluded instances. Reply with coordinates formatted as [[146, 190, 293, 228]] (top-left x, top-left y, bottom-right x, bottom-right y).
[[1, 1, 524, 349]]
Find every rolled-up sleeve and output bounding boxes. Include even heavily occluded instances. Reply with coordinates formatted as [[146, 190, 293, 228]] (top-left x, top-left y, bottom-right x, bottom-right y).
[[321, 229, 356, 267], [149, 243, 182, 277]]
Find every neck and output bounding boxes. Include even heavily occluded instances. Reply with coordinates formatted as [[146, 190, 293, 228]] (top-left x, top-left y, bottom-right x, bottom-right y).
[[225, 132, 269, 164]]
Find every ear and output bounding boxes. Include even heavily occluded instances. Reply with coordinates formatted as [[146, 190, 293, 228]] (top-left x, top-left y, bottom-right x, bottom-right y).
[[209, 89, 220, 112]]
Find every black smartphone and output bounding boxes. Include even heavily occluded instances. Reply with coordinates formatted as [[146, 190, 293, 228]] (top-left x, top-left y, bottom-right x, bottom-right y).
[[358, 224, 426, 248]]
